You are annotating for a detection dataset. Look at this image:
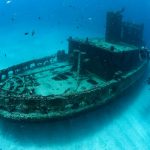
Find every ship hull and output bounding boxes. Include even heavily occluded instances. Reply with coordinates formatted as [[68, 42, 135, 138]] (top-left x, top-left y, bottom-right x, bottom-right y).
[[0, 59, 148, 121]]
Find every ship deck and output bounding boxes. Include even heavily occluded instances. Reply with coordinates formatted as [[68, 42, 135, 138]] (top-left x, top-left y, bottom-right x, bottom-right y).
[[18, 62, 106, 96]]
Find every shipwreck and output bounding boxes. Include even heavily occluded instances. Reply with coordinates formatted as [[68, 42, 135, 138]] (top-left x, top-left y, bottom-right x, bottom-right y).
[[0, 11, 149, 121]]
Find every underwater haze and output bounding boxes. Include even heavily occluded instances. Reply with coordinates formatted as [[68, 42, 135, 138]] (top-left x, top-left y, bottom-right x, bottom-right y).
[[0, 0, 150, 69], [0, 0, 150, 150]]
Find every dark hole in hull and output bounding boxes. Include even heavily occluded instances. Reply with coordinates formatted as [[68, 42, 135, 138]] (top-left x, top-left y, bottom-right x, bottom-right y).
[[87, 79, 98, 85], [52, 74, 68, 80]]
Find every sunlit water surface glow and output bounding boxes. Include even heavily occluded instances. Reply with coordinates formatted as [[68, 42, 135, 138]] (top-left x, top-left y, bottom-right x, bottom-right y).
[[0, 0, 150, 149]]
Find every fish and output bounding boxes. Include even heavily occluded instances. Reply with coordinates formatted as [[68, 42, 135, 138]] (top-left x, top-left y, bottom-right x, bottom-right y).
[[11, 17, 15, 22], [68, 4, 73, 8], [31, 30, 35, 36], [88, 17, 92, 21], [24, 32, 29, 35], [6, 0, 12, 4]]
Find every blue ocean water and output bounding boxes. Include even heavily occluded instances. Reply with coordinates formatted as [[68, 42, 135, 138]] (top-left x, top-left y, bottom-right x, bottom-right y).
[[0, 0, 150, 150]]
